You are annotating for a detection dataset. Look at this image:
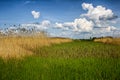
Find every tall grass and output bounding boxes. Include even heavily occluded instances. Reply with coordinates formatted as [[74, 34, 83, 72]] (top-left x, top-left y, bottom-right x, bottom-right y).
[[0, 36, 71, 59], [94, 37, 120, 45]]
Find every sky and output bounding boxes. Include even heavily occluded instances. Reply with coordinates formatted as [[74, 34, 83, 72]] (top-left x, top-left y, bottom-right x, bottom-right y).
[[0, 0, 120, 38]]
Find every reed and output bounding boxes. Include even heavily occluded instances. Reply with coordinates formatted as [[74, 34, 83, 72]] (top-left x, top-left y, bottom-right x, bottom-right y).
[[94, 37, 120, 45], [0, 36, 72, 59]]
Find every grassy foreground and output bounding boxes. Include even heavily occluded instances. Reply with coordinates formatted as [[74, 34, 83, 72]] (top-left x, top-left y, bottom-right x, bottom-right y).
[[0, 40, 120, 80]]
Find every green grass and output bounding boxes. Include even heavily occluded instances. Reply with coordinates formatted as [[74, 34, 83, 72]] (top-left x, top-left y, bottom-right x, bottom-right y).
[[34, 40, 120, 58], [0, 40, 120, 80]]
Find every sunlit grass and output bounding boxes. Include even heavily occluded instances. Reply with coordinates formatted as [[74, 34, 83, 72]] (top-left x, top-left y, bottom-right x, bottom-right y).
[[0, 40, 120, 80], [94, 37, 120, 45], [0, 57, 120, 80], [33, 40, 120, 58], [0, 36, 72, 59]]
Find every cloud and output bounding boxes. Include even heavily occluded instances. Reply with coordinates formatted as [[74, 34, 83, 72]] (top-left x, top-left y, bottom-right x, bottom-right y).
[[24, 1, 31, 4], [81, 3, 117, 21], [99, 15, 118, 21], [41, 20, 51, 27], [55, 22, 63, 29], [82, 3, 93, 10], [53, 3, 117, 34], [3, 2, 116, 38], [73, 18, 94, 32], [80, 3, 118, 34], [106, 26, 116, 32], [52, 3, 119, 38], [22, 20, 51, 30], [31, 11, 40, 19], [54, 18, 94, 32]]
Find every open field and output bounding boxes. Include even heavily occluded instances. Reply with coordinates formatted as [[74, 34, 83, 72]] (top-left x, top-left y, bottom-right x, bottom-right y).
[[0, 39, 120, 80], [1, 0, 120, 80]]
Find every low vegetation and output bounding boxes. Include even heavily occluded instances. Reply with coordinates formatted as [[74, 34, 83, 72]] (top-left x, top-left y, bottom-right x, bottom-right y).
[[0, 57, 120, 80], [0, 38, 120, 80]]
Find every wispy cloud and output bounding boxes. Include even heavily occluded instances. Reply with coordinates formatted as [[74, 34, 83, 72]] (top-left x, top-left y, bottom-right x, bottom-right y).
[[24, 1, 31, 4], [21, 20, 51, 30]]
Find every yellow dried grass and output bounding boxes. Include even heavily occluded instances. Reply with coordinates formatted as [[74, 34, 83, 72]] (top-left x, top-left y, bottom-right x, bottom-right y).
[[94, 37, 120, 45], [0, 36, 72, 59]]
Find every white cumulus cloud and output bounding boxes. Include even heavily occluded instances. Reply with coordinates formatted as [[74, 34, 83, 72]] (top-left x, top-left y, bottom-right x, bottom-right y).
[[52, 2, 118, 38], [80, 3, 118, 35], [55, 22, 63, 29], [31, 10, 40, 19], [19, 3, 119, 38], [81, 3, 116, 21], [73, 18, 94, 32], [41, 20, 51, 27], [54, 18, 94, 32], [82, 3, 93, 10]]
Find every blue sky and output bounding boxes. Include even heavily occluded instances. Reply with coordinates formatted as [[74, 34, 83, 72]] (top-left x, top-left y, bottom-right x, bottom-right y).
[[0, 0, 120, 24], [0, 0, 120, 38]]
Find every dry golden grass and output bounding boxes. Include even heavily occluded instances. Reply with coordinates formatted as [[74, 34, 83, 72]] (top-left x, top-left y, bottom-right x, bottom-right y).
[[0, 36, 72, 59], [94, 37, 120, 45]]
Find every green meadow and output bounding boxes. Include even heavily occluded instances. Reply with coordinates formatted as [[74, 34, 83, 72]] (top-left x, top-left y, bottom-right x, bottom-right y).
[[0, 40, 120, 80]]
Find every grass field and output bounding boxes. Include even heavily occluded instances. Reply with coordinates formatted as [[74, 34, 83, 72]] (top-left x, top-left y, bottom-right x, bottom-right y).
[[0, 39, 120, 80]]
